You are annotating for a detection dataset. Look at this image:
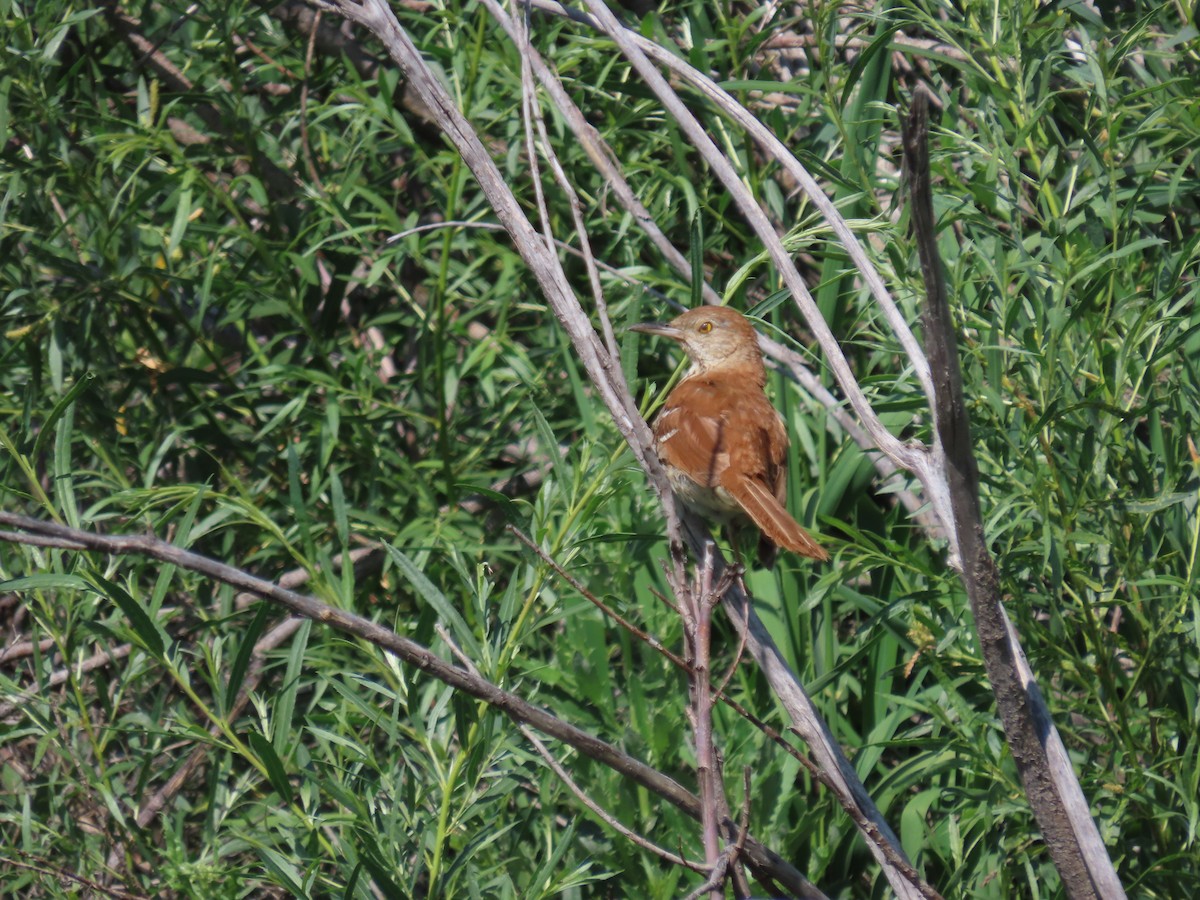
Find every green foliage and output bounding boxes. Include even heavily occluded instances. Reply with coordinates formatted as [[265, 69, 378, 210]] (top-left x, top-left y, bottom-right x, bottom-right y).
[[2, 0, 1198, 896]]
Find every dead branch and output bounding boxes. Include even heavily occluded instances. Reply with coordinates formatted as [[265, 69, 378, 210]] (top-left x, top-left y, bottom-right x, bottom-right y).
[[901, 86, 1124, 899]]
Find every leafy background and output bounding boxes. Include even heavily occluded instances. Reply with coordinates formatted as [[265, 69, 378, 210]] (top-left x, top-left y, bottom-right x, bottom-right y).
[[1, 0, 1198, 896]]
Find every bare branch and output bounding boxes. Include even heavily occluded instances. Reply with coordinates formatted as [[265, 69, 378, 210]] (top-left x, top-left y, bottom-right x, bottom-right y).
[[678, 543, 727, 897], [480, 0, 723, 307], [901, 86, 1124, 899]]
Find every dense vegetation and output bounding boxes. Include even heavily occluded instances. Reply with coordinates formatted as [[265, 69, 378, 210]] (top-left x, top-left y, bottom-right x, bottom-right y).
[[2, 0, 1198, 896]]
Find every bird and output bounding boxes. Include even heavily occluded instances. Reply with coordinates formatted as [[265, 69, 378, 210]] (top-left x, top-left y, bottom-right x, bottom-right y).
[[630, 306, 828, 565]]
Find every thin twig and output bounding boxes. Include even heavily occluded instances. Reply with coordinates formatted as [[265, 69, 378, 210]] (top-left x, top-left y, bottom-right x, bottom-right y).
[[723, 766, 754, 899], [737, 766, 752, 850], [682, 854, 729, 900], [523, 727, 708, 872], [516, 3, 627, 382], [507, 525, 687, 670], [2, 852, 146, 900], [712, 590, 750, 703], [436, 623, 703, 872], [676, 543, 739, 900], [299, 8, 325, 191]]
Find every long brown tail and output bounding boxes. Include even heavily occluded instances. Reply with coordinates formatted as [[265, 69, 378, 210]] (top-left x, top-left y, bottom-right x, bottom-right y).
[[728, 475, 829, 562]]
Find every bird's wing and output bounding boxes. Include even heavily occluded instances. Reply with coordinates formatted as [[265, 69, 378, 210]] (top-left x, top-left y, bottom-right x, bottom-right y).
[[712, 387, 827, 562], [652, 378, 732, 488]]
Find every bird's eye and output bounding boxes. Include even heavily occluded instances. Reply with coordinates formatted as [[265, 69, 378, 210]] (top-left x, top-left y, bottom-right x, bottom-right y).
[[698, 321, 713, 333]]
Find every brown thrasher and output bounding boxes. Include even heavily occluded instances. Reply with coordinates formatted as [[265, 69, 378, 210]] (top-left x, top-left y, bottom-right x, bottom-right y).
[[630, 306, 828, 565]]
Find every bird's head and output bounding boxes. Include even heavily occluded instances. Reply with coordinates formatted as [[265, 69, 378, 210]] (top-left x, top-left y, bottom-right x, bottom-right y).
[[629, 306, 764, 378]]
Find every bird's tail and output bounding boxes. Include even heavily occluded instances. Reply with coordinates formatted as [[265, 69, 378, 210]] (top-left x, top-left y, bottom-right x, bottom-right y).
[[729, 476, 829, 562]]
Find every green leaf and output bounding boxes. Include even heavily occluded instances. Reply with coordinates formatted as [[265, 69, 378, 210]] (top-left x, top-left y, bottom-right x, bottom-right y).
[[31, 372, 94, 466], [255, 845, 308, 897], [840, 20, 902, 112], [386, 544, 484, 663], [689, 210, 704, 309], [0, 573, 91, 592], [273, 618, 311, 757], [85, 572, 166, 659], [248, 729, 294, 804], [166, 182, 193, 257], [529, 404, 570, 500], [225, 601, 272, 711]]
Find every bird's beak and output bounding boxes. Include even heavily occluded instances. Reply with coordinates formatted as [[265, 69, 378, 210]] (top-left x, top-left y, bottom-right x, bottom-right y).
[[628, 321, 685, 342]]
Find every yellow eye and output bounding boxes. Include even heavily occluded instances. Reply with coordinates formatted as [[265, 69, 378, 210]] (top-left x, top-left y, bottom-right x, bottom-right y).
[[698, 321, 713, 333]]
